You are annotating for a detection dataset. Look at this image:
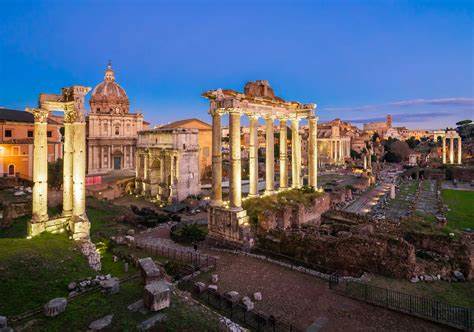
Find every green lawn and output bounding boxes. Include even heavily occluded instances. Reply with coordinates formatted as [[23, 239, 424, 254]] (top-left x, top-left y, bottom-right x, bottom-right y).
[[441, 189, 474, 230]]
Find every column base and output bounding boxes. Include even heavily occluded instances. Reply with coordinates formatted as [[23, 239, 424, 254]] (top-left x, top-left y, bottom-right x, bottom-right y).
[[247, 194, 259, 198], [70, 214, 91, 241], [207, 206, 253, 250], [264, 190, 275, 195], [62, 210, 73, 217]]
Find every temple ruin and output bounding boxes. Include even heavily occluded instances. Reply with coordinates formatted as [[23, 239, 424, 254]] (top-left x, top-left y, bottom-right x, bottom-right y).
[[27, 86, 91, 240], [203, 80, 318, 247], [434, 130, 462, 164]]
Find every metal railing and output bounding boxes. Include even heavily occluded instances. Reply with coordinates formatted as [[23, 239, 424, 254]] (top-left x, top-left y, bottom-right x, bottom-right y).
[[330, 278, 473, 331], [138, 242, 217, 269], [179, 280, 300, 332]]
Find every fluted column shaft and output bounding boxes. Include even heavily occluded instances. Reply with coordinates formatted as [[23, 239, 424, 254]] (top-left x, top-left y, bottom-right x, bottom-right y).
[[32, 110, 49, 222], [279, 119, 288, 190], [62, 123, 74, 216], [308, 116, 318, 188], [211, 111, 222, 204], [291, 118, 301, 188], [265, 117, 275, 194], [72, 122, 86, 217], [449, 137, 454, 164], [457, 138, 462, 164], [248, 115, 259, 197], [442, 137, 446, 164], [229, 111, 242, 208]]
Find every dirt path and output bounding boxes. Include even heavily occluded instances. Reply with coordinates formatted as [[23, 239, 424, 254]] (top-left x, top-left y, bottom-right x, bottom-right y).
[[200, 250, 453, 332]]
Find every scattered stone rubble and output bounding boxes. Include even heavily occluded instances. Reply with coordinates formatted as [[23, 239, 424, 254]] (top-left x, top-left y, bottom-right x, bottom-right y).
[[88, 314, 114, 331], [77, 240, 101, 271], [100, 278, 120, 294], [219, 316, 248, 332], [67, 274, 116, 297]]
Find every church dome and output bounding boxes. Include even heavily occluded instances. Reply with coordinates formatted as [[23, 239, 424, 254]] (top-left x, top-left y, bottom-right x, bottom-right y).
[[90, 62, 130, 114]]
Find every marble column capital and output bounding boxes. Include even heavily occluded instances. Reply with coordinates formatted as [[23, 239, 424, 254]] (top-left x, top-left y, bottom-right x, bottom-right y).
[[27, 107, 49, 123]]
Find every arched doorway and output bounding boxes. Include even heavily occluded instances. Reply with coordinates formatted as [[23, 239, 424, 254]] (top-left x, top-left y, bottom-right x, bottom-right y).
[[8, 164, 15, 176]]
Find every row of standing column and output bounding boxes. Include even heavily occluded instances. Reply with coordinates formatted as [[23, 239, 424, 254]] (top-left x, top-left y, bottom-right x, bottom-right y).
[[329, 139, 349, 163], [212, 111, 318, 209], [441, 137, 462, 164], [31, 111, 86, 222]]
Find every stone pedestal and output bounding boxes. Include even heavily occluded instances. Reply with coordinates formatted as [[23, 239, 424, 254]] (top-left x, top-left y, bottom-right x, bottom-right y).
[[138, 257, 161, 285], [44, 298, 67, 317], [208, 206, 251, 248], [143, 281, 171, 312]]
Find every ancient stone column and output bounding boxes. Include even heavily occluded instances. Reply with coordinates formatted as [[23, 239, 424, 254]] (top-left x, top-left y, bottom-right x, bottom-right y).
[[291, 118, 301, 188], [442, 137, 446, 164], [279, 118, 288, 190], [72, 121, 86, 218], [248, 115, 259, 197], [368, 149, 372, 169], [308, 116, 318, 188], [211, 111, 222, 205], [449, 137, 454, 164], [457, 137, 462, 164], [363, 154, 367, 170], [62, 118, 74, 217], [265, 116, 275, 194], [229, 110, 242, 208], [31, 108, 49, 226]]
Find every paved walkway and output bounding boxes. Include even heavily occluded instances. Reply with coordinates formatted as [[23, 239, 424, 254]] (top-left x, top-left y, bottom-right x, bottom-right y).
[[343, 183, 391, 214]]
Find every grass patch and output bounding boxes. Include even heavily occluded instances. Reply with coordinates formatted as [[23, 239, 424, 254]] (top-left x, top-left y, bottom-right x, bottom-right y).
[[243, 187, 324, 227], [441, 189, 474, 230]]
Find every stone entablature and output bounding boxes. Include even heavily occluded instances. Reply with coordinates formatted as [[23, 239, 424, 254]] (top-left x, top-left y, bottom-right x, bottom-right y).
[[203, 81, 319, 248], [135, 128, 200, 203]]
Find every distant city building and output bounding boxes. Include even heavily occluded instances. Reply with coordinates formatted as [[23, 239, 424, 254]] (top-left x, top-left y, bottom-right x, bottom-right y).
[[160, 118, 212, 181], [135, 127, 200, 203], [0, 108, 62, 179], [86, 62, 147, 175]]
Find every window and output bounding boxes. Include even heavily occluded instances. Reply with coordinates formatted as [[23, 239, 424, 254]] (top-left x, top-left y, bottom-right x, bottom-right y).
[[12, 146, 20, 155], [47, 131, 52, 138], [27, 130, 33, 138], [97, 108, 101, 112], [5, 130, 12, 137], [115, 126, 120, 135]]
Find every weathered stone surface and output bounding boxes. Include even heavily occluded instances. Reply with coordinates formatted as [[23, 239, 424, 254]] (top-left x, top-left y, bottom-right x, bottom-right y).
[[194, 282, 206, 293], [44, 298, 67, 317], [211, 274, 219, 283], [67, 282, 77, 291], [137, 313, 166, 331], [410, 276, 419, 283], [100, 278, 120, 294], [88, 314, 113, 331], [453, 270, 465, 281], [138, 257, 161, 285], [253, 292, 262, 301], [218, 316, 247, 332], [78, 240, 101, 271], [143, 281, 171, 312], [224, 291, 240, 303]]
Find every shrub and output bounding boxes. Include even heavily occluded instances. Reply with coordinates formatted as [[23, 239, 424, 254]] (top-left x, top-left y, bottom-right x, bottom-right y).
[[171, 224, 207, 243]]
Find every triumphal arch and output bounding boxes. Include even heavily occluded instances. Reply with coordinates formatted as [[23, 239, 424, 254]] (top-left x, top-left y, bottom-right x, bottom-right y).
[[433, 130, 462, 164], [27, 86, 91, 240], [203, 80, 318, 247]]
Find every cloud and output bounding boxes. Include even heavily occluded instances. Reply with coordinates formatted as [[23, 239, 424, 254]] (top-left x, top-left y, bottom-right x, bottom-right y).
[[325, 97, 474, 113]]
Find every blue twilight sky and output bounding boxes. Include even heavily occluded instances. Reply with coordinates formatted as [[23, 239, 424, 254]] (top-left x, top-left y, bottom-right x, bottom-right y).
[[0, 0, 473, 129]]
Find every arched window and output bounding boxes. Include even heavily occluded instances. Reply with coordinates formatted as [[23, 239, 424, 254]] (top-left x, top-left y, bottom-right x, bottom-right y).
[[8, 164, 15, 176], [115, 126, 120, 135]]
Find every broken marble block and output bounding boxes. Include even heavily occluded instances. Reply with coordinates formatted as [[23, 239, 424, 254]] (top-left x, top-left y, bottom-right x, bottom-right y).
[[138, 257, 161, 285], [194, 282, 206, 293], [89, 314, 114, 331], [208, 284, 218, 292], [211, 274, 219, 283], [100, 278, 120, 294], [242, 296, 255, 311], [253, 292, 262, 301], [44, 298, 67, 317], [0, 316, 7, 329], [144, 281, 171, 312], [224, 291, 240, 304]]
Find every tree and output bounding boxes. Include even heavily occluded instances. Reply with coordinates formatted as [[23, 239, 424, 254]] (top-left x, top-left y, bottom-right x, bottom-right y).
[[48, 158, 63, 189], [391, 141, 411, 161], [350, 149, 361, 159], [406, 136, 420, 149], [372, 132, 380, 142], [456, 119, 474, 140]]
